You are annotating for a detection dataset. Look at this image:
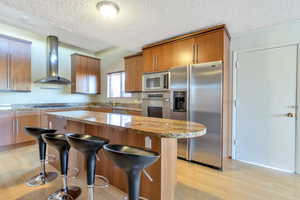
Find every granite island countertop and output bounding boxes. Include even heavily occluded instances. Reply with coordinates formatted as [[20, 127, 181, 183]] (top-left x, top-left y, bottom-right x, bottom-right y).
[[47, 110, 206, 139]]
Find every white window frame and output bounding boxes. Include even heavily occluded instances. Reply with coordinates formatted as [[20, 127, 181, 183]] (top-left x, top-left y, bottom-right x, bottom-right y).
[[107, 71, 131, 98]]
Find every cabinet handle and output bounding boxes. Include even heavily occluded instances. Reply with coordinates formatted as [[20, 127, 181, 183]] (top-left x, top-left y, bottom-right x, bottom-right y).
[[15, 119, 19, 136], [6, 54, 10, 89], [152, 56, 155, 70], [192, 44, 195, 63], [196, 44, 199, 63], [12, 119, 15, 136], [8, 54, 12, 89], [155, 56, 158, 71]]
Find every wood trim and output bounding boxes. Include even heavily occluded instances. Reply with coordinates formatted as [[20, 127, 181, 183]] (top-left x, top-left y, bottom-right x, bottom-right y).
[[124, 52, 143, 59], [71, 53, 101, 61], [107, 70, 124, 75], [143, 24, 230, 50], [0, 34, 32, 44]]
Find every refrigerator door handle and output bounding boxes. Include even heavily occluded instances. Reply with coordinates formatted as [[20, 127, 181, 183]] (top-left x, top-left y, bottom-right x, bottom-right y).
[[187, 65, 191, 121], [186, 65, 191, 161]]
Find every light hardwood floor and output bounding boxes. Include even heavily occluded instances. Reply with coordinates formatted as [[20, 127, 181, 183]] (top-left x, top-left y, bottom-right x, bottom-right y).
[[0, 145, 300, 200]]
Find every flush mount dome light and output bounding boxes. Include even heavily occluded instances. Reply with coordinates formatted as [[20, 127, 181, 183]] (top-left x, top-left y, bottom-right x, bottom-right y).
[[96, 0, 120, 18]]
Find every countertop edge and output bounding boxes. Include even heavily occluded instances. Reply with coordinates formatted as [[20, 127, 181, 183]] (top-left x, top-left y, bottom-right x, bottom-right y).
[[47, 112, 206, 139]]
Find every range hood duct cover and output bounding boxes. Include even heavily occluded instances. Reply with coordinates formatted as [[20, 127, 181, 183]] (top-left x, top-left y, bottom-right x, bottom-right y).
[[35, 35, 71, 84]]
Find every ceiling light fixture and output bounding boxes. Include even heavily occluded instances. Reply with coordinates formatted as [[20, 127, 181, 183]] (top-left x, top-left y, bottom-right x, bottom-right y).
[[96, 1, 120, 18]]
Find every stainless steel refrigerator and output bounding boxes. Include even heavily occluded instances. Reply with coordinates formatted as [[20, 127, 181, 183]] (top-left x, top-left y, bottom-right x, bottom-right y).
[[169, 61, 223, 169]]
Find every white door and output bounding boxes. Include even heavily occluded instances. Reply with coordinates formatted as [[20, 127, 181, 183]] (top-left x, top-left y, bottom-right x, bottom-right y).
[[235, 45, 298, 172]]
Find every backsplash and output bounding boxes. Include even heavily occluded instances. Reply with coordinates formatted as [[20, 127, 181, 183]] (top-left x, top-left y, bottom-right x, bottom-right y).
[[0, 22, 97, 104]]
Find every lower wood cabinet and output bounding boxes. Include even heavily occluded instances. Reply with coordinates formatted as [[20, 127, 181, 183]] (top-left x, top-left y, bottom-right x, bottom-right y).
[[15, 111, 40, 144], [0, 111, 15, 146], [89, 107, 113, 113]]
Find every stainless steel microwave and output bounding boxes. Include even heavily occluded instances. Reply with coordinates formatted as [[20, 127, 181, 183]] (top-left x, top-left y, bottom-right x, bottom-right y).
[[142, 72, 170, 92]]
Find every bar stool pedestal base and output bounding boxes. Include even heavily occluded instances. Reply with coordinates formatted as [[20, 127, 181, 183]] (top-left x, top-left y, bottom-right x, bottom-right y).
[[26, 172, 58, 187], [48, 186, 81, 200]]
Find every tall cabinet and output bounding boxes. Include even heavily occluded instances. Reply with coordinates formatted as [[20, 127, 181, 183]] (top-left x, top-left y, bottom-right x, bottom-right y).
[[124, 53, 143, 92], [0, 35, 31, 91]]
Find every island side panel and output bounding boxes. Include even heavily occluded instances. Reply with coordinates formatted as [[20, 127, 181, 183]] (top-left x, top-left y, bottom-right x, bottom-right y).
[[161, 138, 177, 200], [85, 123, 164, 200]]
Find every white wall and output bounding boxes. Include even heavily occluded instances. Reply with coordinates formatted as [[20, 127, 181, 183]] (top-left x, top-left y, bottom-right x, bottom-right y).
[[0, 22, 97, 104], [95, 48, 142, 104], [231, 19, 300, 173]]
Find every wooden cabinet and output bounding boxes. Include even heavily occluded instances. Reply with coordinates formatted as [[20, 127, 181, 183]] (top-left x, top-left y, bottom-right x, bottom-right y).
[[126, 110, 142, 116], [40, 107, 87, 129], [143, 46, 169, 73], [125, 53, 143, 92], [0, 37, 9, 90], [171, 38, 195, 66], [194, 30, 223, 63], [71, 54, 101, 94], [142, 25, 229, 73], [0, 35, 31, 91], [0, 111, 15, 147], [89, 107, 113, 113], [15, 111, 40, 144]]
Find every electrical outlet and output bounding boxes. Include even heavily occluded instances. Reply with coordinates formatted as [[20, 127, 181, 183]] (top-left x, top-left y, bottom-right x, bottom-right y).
[[145, 136, 152, 149]]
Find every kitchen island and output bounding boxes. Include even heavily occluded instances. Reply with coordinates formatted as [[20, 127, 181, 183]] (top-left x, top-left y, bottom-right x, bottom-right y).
[[47, 110, 206, 200]]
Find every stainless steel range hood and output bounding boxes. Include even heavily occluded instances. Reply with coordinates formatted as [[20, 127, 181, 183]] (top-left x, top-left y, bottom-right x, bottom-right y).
[[35, 36, 71, 84]]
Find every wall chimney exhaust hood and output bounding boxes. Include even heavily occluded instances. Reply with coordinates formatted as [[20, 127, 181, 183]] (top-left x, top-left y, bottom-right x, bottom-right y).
[[35, 36, 71, 84]]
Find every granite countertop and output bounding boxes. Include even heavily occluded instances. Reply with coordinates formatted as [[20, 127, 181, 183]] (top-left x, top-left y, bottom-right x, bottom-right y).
[[0, 103, 142, 112], [47, 110, 207, 139]]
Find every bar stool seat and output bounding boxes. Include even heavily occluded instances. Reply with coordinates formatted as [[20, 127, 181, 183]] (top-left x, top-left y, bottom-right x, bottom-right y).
[[103, 144, 160, 200], [24, 127, 58, 187], [42, 133, 81, 200], [66, 133, 109, 200]]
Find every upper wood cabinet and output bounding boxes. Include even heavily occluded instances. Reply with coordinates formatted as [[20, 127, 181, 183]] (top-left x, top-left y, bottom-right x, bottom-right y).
[[142, 25, 229, 73], [0, 35, 31, 91], [194, 30, 223, 63], [125, 53, 143, 92], [71, 54, 101, 94]]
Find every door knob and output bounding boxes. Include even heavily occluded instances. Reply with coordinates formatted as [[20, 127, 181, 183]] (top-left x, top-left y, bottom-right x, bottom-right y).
[[287, 113, 295, 118]]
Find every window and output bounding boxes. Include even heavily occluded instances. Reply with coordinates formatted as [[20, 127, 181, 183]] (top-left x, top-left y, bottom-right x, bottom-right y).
[[107, 71, 131, 98]]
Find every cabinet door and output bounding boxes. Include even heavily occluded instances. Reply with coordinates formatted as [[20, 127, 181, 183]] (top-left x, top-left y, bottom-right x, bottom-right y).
[[72, 55, 88, 93], [143, 48, 155, 73], [87, 58, 101, 94], [127, 110, 142, 116], [125, 55, 143, 92], [135, 55, 143, 91], [194, 30, 223, 63], [9, 40, 31, 91], [171, 38, 194, 66], [89, 107, 113, 113], [0, 38, 9, 90], [15, 111, 40, 144], [125, 57, 136, 92], [0, 111, 15, 147]]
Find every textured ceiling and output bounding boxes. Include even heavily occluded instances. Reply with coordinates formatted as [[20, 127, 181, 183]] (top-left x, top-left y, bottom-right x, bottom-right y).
[[0, 0, 300, 52]]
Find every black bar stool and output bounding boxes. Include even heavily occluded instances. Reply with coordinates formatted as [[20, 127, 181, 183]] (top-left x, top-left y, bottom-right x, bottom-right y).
[[24, 127, 58, 186], [103, 144, 160, 200], [66, 133, 109, 200], [42, 133, 81, 200]]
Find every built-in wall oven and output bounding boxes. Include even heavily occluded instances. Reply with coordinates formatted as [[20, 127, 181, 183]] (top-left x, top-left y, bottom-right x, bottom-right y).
[[141, 92, 170, 118], [142, 72, 170, 92]]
